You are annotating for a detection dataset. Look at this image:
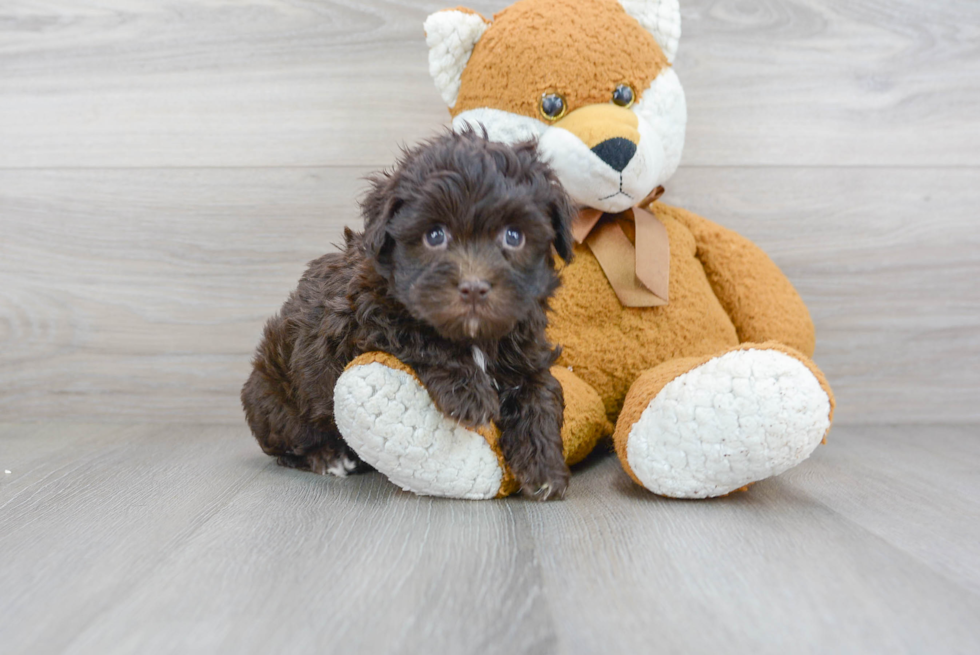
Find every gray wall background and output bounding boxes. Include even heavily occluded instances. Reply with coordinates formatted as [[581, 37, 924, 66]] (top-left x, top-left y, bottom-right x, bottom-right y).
[[2, 0, 978, 425]]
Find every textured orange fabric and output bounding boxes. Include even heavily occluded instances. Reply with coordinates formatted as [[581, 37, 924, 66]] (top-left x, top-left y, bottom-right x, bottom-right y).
[[611, 342, 836, 484], [548, 202, 821, 420], [452, 0, 668, 119], [474, 425, 521, 498], [667, 207, 817, 357], [345, 351, 420, 379], [551, 365, 614, 465], [548, 203, 741, 420]]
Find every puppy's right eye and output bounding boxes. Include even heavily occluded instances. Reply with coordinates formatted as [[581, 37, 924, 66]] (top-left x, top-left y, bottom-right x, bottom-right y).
[[501, 226, 525, 250], [424, 225, 448, 249]]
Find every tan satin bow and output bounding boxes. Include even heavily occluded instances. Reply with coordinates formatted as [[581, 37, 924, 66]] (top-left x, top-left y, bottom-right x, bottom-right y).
[[570, 187, 670, 307]]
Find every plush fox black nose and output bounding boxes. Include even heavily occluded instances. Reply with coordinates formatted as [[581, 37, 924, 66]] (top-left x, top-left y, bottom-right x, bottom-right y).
[[591, 137, 637, 172], [458, 278, 491, 303]]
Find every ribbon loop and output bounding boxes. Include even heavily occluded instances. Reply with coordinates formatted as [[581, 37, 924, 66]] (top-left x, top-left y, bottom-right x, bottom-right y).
[[569, 187, 670, 308]]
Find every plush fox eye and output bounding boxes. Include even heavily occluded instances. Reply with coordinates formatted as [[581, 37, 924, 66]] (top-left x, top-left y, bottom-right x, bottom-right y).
[[539, 93, 567, 121], [501, 226, 525, 250], [424, 225, 448, 249], [612, 84, 635, 108]]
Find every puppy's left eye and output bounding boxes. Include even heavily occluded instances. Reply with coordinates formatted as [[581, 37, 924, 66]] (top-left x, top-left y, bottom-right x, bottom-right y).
[[501, 227, 525, 250], [424, 225, 449, 249]]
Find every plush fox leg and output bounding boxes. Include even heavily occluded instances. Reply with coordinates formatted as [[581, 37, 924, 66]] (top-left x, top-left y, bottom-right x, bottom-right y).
[[333, 353, 610, 499], [551, 366, 615, 467], [613, 342, 835, 499]]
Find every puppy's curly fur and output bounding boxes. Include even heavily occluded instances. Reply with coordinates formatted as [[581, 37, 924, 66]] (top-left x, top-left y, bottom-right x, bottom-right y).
[[241, 131, 576, 499]]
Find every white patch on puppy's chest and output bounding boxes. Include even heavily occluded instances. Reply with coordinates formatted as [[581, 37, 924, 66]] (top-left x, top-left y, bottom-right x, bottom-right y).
[[471, 346, 498, 389], [471, 345, 487, 372]]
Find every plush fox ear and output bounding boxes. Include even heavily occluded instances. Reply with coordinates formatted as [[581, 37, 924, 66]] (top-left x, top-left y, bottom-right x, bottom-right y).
[[618, 0, 682, 63], [424, 9, 490, 108]]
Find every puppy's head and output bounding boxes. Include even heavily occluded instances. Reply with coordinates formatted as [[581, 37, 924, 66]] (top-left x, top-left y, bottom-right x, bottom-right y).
[[360, 130, 574, 342]]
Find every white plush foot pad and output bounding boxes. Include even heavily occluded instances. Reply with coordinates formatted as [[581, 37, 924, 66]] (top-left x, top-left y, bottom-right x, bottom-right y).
[[626, 349, 832, 498], [334, 362, 504, 499]]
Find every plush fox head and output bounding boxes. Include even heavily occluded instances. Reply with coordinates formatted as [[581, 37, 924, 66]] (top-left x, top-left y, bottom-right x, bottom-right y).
[[425, 0, 686, 214]]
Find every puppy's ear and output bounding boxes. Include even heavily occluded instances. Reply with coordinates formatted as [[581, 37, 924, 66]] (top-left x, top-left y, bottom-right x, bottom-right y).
[[548, 182, 576, 263], [514, 140, 576, 263], [360, 172, 403, 273]]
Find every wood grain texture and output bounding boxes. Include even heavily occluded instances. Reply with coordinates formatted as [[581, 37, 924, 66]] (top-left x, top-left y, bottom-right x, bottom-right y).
[[530, 426, 980, 655], [3, 167, 977, 424], [784, 424, 980, 594], [0, 0, 978, 168], [2, 2, 977, 653], [0, 167, 352, 423], [0, 422, 978, 655]]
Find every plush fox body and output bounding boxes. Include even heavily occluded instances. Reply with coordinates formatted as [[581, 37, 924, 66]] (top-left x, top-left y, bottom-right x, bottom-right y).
[[332, 0, 835, 499]]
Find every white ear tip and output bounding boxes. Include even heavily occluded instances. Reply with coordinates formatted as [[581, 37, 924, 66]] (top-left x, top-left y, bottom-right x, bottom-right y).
[[424, 10, 489, 108], [619, 0, 682, 63]]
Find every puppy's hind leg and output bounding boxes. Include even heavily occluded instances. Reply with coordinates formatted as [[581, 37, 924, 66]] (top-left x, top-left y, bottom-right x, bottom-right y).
[[274, 423, 369, 478], [259, 415, 369, 478], [242, 367, 369, 478]]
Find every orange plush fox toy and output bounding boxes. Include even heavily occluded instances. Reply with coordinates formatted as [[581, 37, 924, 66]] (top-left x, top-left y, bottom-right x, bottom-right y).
[[332, 0, 835, 499]]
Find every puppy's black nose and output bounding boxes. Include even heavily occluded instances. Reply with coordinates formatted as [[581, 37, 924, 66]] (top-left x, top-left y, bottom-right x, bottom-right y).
[[458, 278, 491, 304], [591, 137, 637, 172]]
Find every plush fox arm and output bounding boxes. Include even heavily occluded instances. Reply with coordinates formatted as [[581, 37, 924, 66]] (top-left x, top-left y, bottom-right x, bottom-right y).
[[662, 203, 816, 357]]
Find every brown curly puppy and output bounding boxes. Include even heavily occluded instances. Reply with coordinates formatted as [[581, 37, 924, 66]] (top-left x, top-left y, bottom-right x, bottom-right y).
[[241, 130, 576, 499]]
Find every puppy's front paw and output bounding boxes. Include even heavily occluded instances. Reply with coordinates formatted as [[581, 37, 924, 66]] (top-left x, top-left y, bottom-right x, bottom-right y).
[[446, 386, 499, 429], [514, 460, 570, 502], [423, 372, 499, 429]]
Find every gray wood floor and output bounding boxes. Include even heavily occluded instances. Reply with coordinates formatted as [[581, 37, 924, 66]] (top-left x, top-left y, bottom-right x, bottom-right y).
[[1, 422, 978, 655], [2, 0, 979, 653]]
